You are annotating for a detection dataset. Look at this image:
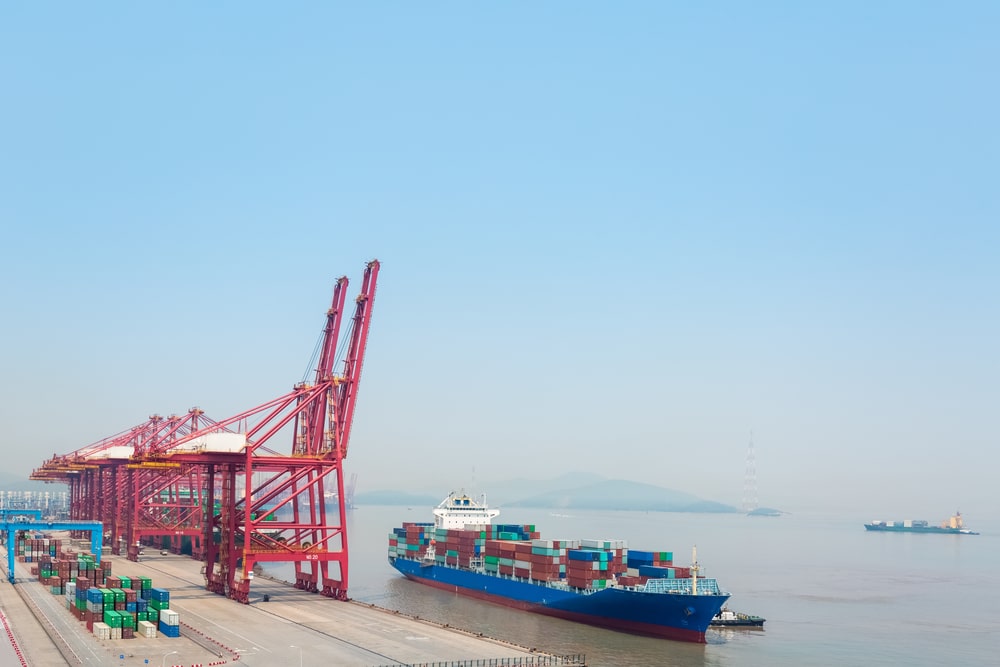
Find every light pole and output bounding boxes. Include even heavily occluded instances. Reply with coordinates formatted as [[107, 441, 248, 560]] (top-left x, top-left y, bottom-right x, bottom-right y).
[[290, 644, 303, 667], [161, 650, 178, 667]]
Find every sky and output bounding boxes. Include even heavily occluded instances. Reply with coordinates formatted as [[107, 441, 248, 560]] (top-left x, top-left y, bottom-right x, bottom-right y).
[[1, 2, 996, 518]]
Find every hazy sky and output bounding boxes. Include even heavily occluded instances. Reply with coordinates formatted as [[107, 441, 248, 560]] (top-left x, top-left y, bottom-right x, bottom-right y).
[[1, 3, 996, 518]]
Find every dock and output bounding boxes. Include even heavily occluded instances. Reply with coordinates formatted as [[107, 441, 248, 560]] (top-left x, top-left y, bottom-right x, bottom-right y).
[[1, 541, 585, 667]]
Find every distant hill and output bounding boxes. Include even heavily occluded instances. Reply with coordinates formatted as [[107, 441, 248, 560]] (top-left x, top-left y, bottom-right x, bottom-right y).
[[354, 472, 607, 510], [504, 479, 738, 513], [353, 490, 441, 507], [480, 472, 607, 505], [357, 476, 739, 514]]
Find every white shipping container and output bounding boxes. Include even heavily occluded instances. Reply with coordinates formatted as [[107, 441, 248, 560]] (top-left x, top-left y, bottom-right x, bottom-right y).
[[551, 539, 581, 549], [138, 620, 157, 638], [93, 622, 111, 640], [581, 538, 627, 550], [160, 609, 180, 625]]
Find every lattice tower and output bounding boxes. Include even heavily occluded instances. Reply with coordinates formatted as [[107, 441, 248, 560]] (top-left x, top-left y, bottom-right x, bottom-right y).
[[742, 432, 758, 514]]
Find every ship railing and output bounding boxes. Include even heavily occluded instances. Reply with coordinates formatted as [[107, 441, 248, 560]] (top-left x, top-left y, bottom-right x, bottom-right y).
[[642, 577, 725, 595], [370, 654, 587, 667]]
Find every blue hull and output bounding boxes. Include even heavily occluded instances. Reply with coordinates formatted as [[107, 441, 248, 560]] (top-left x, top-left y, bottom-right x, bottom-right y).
[[864, 524, 978, 535], [389, 556, 729, 643]]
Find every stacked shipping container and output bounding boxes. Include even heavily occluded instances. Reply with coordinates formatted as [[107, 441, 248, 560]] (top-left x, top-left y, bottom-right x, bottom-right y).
[[389, 523, 688, 592], [14, 534, 178, 641]]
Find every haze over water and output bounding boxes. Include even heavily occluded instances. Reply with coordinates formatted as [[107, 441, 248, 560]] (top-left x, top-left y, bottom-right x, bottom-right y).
[[265, 505, 999, 667]]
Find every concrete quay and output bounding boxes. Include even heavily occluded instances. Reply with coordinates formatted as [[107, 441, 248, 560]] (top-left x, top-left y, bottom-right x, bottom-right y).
[[1, 544, 584, 667]]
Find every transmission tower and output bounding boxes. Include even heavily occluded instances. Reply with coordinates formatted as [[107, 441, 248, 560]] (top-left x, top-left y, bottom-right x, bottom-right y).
[[742, 431, 758, 514]]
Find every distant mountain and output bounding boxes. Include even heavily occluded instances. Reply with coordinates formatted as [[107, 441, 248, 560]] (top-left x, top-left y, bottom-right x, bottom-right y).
[[356, 476, 739, 514], [478, 472, 607, 505], [353, 490, 441, 507], [504, 479, 738, 513]]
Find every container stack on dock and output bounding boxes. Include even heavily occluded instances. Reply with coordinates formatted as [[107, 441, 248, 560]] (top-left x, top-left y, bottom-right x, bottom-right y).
[[389, 523, 689, 592], [13, 533, 179, 641]]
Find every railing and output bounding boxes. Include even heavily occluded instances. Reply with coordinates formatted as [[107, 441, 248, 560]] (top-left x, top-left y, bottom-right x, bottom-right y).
[[370, 655, 586, 667], [642, 577, 725, 595]]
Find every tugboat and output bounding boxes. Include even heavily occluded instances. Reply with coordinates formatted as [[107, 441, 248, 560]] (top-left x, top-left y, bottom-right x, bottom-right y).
[[710, 607, 766, 627]]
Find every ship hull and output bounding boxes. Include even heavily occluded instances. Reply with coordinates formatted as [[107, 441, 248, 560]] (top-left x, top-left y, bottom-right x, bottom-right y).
[[389, 556, 728, 643], [864, 525, 978, 534]]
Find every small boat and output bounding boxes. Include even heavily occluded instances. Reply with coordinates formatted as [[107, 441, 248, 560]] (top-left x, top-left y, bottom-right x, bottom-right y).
[[710, 607, 765, 627]]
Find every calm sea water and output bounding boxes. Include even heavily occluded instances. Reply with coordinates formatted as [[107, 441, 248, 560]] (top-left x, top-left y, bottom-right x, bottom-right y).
[[266, 506, 999, 667]]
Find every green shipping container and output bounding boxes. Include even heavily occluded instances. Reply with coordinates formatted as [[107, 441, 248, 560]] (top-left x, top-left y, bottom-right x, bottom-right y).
[[103, 610, 122, 628]]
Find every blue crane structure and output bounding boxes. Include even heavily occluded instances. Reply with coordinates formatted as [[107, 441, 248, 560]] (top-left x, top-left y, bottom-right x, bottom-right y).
[[1, 519, 103, 583], [0, 509, 43, 521]]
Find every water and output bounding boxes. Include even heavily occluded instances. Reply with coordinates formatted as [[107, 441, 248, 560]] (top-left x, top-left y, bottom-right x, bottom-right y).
[[265, 506, 1000, 666]]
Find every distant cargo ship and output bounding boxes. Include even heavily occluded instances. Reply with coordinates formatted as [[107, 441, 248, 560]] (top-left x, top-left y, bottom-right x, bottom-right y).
[[387, 492, 730, 643], [864, 512, 979, 535]]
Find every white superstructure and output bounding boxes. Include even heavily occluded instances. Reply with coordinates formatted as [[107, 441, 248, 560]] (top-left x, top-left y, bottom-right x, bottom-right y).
[[432, 492, 500, 530]]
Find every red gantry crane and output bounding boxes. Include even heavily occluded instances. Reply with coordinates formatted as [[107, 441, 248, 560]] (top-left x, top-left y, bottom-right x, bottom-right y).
[[32, 411, 225, 556], [125, 408, 232, 560], [33, 260, 380, 605], [33, 417, 165, 550], [128, 260, 380, 602]]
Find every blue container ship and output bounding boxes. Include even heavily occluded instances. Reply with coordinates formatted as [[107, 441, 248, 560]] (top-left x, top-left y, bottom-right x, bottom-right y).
[[387, 493, 730, 643]]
